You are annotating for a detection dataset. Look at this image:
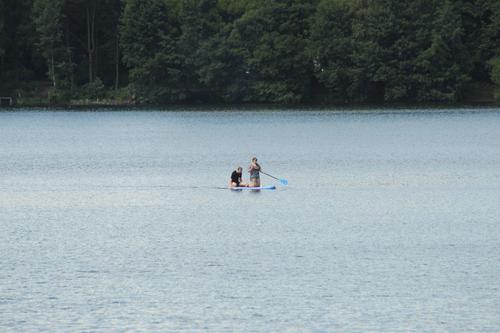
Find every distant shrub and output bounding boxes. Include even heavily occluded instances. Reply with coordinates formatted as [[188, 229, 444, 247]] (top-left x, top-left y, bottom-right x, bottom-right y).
[[48, 88, 71, 105], [80, 78, 106, 100], [488, 57, 500, 100], [105, 86, 132, 101]]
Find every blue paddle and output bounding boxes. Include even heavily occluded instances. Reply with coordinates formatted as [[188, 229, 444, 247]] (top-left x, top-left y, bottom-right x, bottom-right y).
[[261, 171, 288, 185]]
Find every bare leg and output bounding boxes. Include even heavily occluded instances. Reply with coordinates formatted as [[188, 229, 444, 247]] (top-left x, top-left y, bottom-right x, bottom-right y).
[[250, 178, 260, 187]]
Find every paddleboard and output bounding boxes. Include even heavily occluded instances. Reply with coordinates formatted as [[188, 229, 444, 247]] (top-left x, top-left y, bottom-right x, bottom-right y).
[[230, 185, 276, 190]]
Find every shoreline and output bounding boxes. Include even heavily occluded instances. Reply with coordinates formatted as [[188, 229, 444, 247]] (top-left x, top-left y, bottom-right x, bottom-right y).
[[0, 100, 500, 112], [1, 102, 500, 112]]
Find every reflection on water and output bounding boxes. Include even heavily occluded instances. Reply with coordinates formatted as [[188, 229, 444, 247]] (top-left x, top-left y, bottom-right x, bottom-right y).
[[1, 108, 500, 332]]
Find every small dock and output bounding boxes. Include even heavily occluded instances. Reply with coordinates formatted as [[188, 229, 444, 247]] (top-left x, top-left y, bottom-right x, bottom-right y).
[[0, 96, 14, 107]]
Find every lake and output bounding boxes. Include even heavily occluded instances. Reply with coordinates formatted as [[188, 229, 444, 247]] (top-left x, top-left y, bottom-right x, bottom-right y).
[[1, 108, 499, 332]]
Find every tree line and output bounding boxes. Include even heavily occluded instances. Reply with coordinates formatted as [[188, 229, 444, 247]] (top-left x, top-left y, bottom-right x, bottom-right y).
[[0, 0, 499, 105]]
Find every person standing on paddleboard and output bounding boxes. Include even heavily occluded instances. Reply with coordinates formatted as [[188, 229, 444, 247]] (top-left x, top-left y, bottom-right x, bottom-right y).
[[230, 167, 247, 187], [249, 157, 261, 187]]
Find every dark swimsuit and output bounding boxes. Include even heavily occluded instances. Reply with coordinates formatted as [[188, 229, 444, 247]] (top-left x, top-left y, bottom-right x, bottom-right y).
[[249, 165, 260, 180], [231, 171, 242, 186]]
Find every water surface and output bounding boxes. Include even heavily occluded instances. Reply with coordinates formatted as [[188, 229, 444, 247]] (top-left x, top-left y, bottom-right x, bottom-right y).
[[1, 108, 499, 332]]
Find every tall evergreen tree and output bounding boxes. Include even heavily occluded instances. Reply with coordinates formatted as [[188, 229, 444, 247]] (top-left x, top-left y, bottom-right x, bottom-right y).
[[229, 0, 318, 103], [416, 0, 471, 101], [351, 0, 440, 102], [121, 0, 184, 103], [177, 0, 222, 101], [309, 0, 359, 102], [195, 1, 249, 102]]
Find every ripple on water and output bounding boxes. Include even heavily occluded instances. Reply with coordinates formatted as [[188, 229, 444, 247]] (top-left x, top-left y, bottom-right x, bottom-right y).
[[0, 109, 499, 332]]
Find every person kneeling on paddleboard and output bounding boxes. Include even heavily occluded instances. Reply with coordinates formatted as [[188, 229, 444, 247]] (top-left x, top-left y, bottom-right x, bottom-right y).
[[230, 167, 247, 187], [248, 157, 261, 187]]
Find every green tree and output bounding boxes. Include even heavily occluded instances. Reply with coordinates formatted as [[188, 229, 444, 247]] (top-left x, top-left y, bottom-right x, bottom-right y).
[[308, 0, 359, 102], [33, 0, 65, 88], [121, 0, 184, 103], [0, 0, 4, 63], [196, 25, 249, 102], [456, 0, 497, 83], [177, 0, 223, 101], [107, 0, 123, 90], [56, 0, 125, 93], [486, 0, 500, 98], [481, 0, 500, 97], [194, 0, 250, 102], [416, 0, 471, 101], [0, 1, 5, 80], [2, 0, 500, 104], [489, 57, 500, 99], [350, 0, 441, 102], [1, 0, 40, 87], [229, 0, 318, 103]]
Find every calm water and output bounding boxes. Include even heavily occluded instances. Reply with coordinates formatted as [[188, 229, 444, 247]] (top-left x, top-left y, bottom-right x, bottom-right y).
[[1, 108, 499, 332]]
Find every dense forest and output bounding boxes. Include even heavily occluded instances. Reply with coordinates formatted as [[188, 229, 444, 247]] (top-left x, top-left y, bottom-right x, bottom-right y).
[[0, 0, 499, 105]]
